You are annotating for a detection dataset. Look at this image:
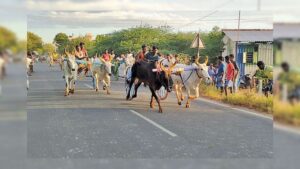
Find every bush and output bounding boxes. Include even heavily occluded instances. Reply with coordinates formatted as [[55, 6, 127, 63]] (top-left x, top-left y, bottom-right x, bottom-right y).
[[198, 84, 273, 113], [274, 99, 300, 126]]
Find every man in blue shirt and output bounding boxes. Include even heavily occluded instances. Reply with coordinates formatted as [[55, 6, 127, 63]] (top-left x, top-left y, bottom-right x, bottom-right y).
[[216, 56, 226, 93]]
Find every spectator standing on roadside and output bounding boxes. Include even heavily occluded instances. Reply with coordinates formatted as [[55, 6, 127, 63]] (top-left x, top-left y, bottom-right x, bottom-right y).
[[224, 55, 235, 96], [229, 54, 239, 92]]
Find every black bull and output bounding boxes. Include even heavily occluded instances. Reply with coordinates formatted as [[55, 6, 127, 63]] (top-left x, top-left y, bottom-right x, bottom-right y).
[[126, 61, 172, 113]]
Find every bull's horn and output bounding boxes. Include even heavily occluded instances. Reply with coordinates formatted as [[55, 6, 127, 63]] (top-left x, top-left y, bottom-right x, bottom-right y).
[[202, 56, 208, 65], [64, 48, 70, 56], [169, 62, 176, 72], [195, 56, 200, 66], [160, 60, 167, 72]]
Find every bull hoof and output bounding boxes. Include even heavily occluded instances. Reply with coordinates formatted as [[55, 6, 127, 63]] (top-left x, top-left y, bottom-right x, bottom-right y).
[[96, 88, 98, 92], [158, 109, 163, 113], [186, 104, 190, 108], [107, 91, 111, 95], [178, 102, 181, 105], [150, 104, 154, 109]]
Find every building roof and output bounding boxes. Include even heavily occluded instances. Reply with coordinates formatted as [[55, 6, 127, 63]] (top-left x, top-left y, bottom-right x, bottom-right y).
[[273, 23, 300, 39], [222, 29, 273, 42]]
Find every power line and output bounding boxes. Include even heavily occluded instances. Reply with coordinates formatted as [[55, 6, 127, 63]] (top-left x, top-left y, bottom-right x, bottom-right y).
[[177, 0, 236, 29]]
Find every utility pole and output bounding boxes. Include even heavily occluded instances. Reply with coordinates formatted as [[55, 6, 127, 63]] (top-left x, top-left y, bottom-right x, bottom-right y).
[[237, 10, 241, 42]]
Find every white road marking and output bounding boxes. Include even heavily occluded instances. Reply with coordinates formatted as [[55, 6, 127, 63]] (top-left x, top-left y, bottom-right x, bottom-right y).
[[197, 98, 273, 120], [84, 83, 94, 89], [231, 107, 272, 120], [130, 110, 177, 137], [197, 98, 231, 108], [274, 123, 300, 136]]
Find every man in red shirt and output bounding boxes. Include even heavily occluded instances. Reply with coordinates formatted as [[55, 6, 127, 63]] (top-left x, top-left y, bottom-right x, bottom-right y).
[[102, 49, 110, 62], [135, 44, 148, 62], [225, 55, 235, 96]]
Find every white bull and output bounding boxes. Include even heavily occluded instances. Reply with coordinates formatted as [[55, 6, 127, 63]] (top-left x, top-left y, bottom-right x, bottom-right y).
[[63, 51, 78, 96], [171, 57, 211, 108], [92, 58, 112, 94]]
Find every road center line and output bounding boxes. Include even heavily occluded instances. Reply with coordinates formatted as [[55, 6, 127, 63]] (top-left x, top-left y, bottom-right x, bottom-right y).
[[84, 83, 94, 89], [130, 110, 177, 137]]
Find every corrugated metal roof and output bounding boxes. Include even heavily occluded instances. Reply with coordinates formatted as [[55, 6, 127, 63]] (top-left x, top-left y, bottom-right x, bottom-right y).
[[273, 23, 300, 39], [222, 29, 273, 42]]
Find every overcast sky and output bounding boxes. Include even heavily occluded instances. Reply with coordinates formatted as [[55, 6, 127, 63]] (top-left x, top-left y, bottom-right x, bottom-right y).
[[1, 0, 300, 42]]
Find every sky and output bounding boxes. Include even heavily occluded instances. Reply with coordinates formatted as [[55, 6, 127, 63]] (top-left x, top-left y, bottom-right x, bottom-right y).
[[1, 0, 300, 42]]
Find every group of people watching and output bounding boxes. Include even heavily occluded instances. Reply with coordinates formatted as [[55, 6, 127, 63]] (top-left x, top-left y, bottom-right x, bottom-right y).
[[208, 54, 273, 96], [208, 54, 239, 96]]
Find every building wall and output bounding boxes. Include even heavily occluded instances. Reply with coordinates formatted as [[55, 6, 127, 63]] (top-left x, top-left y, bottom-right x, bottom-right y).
[[244, 43, 273, 75], [223, 35, 274, 80], [258, 43, 273, 66], [281, 41, 300, 69]]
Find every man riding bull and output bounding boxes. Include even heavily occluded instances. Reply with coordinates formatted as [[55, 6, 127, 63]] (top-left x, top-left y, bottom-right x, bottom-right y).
[[145, 46, 160, 62], [135, 44, 148, 62], [74, 42, 91, 76]]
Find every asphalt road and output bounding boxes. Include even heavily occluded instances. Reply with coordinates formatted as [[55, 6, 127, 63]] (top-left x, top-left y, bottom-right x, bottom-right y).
[[1, 62, 300, 169]]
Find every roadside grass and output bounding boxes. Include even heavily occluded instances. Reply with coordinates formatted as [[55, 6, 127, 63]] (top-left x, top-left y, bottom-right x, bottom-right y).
[[198, 84, 273, 114], [273, 99, 300, 126]]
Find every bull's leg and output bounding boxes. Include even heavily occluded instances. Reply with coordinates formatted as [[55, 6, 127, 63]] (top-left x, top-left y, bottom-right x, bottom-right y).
[[104, 75, 111, 95], [150, 87, 162, 113], [132, 82, 142, 98], [95, 74, 99, 92], [186, 88, 191, 108], [126, 79, 134, 100], [179, 85, 184, 101], [70, 79, 75, 94], [64, 79, 69, 96], [150, 95, 154, 108], [174, 84, 181, 105]]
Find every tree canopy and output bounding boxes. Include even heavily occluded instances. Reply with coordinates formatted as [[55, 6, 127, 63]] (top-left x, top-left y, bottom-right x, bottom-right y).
[[28, 26, 224, 63], [43, 43, 56, 54], [27, 32, 43, 54], [91, 26, 224, 62], [53, 33, 69, 54], [0, 26, 17, 52]]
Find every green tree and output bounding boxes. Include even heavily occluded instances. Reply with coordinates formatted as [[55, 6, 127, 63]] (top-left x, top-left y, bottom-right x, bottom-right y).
[[43, 43, 55, 54], [200, 26, 224, 62], [53, 33, 69, 54], [27, 32, 43, 53], [0, 26, 17, 52], [11, 40, 26, 54]]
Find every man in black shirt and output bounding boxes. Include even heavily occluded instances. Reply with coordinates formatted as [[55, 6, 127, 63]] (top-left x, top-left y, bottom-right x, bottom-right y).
[[145, 46, 159, 62], [229, 54, 239, 92]]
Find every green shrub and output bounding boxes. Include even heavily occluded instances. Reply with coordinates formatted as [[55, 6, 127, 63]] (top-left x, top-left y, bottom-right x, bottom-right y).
[[198, 84, 273, 113]]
